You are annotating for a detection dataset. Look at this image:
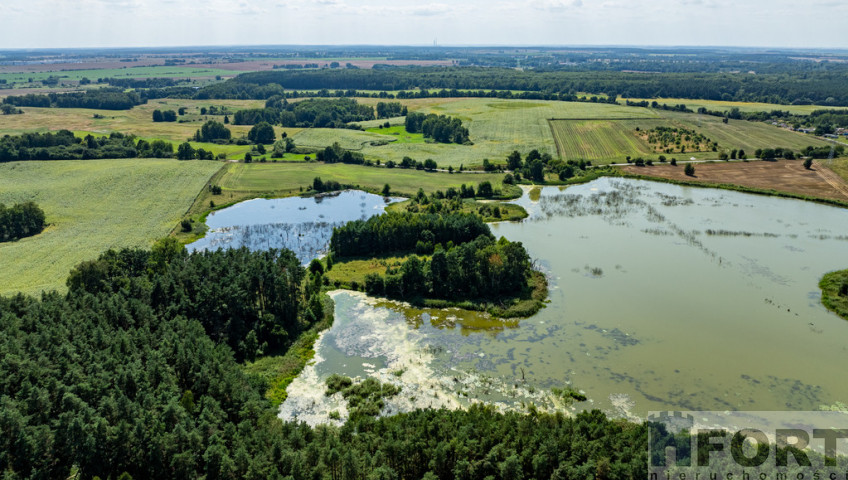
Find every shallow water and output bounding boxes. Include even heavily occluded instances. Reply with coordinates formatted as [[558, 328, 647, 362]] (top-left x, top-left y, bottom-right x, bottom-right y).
[[280, 178, 848, 424], [187, 190, 400, 263]]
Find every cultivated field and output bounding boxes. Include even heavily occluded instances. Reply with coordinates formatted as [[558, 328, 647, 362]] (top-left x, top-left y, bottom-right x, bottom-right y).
[[549, 119, 659, 161], [622, 97, 848, 115], [550, 111, 832, 164], [216, 162, 510, 198], [0, 66, 239, 85], [0, 159, 221, 296], [621, 159, 848, 203]]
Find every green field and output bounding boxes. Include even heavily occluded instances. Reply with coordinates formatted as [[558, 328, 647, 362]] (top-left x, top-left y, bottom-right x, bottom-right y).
[[549, 110, 832, 164], [344, 98, 659, 168], [0, 159, 220, 296], [364, 125, 425, 144], [217, 162, 510, 197]]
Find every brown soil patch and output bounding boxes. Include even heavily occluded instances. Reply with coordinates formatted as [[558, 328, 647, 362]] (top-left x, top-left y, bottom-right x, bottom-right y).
[[621, 159, 848, 202]]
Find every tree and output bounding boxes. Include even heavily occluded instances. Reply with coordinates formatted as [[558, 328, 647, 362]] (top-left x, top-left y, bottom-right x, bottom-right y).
[[382, 184, 391, 196], [152, 110, 164, 122], [400, 255, 425, 296], [477, 181, 494, 198], [507, 151, 522, 170], [529, 160, 545, 182], [247, 122, 276, 144], [423, 159, 438, 171], [684, 163, 696, 176], [804, 158, 813, 169], [177, 142, 195, 160]]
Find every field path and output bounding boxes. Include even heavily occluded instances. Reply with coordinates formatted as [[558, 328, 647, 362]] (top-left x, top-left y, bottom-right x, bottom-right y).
[[812, 162, 848, 200]]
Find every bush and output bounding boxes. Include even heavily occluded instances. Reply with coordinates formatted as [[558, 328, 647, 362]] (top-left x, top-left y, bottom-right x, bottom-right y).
[[684, 163, 696, 176]]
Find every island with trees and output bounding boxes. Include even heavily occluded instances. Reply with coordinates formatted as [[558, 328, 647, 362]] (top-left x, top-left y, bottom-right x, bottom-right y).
[[327, 211, 548, 317]]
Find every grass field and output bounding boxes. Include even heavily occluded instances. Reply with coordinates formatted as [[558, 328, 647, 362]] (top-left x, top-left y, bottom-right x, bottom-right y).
[[364, 125, 425, 144], [345, 98, 659, 168], [292, 128, 398, 150], [0, 159, 220, 296], [216, 162, 510, 198]]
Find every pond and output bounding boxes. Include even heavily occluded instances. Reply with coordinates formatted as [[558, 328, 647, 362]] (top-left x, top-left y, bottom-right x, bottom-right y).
[[279, 178, 848, 425], [187, 190, 400, 263]]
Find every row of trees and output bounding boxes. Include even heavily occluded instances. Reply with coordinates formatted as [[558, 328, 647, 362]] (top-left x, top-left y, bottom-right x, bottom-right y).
[[364, 234, 532, 300], [0, 201, 45, 242], [405, 112, 471, 144], [2, 88, 145, 110], [330, 212, 491, 258], [0, 130, 175, 161]]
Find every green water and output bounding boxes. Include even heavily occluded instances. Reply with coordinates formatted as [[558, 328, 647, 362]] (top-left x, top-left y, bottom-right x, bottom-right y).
[[280, 178, 848, 424]]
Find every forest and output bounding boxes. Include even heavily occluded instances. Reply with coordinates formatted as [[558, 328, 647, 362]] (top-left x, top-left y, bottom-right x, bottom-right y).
[[0, 202, 45, 242], [200, 67, 848, 105]]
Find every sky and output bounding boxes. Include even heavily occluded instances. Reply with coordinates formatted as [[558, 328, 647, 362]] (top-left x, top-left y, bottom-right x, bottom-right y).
[[1, 0, 846, 50]]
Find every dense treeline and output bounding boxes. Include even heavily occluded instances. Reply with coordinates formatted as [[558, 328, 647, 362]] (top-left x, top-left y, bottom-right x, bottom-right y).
[[330, 212, 490, 258], [233, 97, 374, 128], [0, 130, 176, 161], [0, 202, 45, 242], [406, 112, 471, 144], [2, 88, 145, 110], [365, 235, 532, 301], [204, 67, 848, 105]]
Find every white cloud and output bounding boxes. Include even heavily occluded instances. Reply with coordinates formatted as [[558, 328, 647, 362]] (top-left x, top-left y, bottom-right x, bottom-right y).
[[0, 0, 845, 48]]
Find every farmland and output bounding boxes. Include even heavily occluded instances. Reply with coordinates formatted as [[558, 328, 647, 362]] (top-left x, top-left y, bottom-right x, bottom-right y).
[[0, 65, 239, 86], [620, 158, 848, 203], [0, 159, 220, 296]]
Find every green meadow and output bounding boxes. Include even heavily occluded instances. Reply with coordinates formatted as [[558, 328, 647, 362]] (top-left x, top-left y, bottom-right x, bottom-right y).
[[0, 159, 220, 296]]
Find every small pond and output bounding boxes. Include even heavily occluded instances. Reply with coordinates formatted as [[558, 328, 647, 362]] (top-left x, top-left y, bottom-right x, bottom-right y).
[[187, 190, 400, 263]]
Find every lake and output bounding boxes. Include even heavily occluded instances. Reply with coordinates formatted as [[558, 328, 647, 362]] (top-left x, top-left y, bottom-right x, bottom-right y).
[[187, 190, 400, 263], [279, 178, 848, 425]]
